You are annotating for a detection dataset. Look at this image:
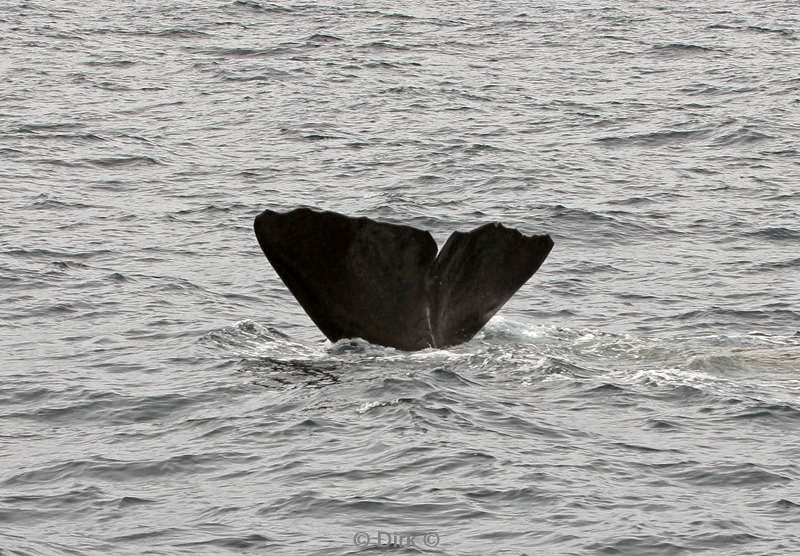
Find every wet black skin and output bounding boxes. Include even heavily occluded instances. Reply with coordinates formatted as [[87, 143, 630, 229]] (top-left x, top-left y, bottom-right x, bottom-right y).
[[254, 208, 554, 351]]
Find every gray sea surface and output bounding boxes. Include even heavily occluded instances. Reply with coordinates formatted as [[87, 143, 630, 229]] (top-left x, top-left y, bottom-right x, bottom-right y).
[[2, 1, 800, 554]]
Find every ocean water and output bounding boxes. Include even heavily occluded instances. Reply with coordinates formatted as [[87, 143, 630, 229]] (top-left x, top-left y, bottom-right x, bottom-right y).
[[1, 1, 799, 554]]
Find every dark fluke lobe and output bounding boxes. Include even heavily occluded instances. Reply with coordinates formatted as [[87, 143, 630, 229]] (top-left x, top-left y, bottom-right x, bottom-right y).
[[253, 208, 554, 351]]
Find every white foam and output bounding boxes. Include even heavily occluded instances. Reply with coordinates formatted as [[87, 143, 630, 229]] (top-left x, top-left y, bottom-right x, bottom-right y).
[[356, 399, 399, 414]]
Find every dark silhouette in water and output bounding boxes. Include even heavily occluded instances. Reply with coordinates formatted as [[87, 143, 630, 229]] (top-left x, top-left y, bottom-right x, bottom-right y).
[[254, 208, 554, 351]]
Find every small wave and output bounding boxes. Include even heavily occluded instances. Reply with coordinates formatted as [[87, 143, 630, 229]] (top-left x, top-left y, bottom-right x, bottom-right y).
[[29, 198, 96, 210], [41, 30, 86, 41], [186, 46, 289, 57], [708, 23, 795, 38], [81, 156, 161, 168], [307, 33, 342, 43], [591, 537, 688, 554], [646, 418, 681, 430], [118, 100, 186, 115], [478, 316, 549, 343], [465, 485, 552, 508], [3, 247, 113, 260], [549, 204, 615, 222], [672, 307, 800, 324], [5, 452, 258, 487], [613, 442, 683, 454], [171, 204, 238, 216], [464, 142, 519, 154], [363, 60, 402, 69], [326, 337, 398, 356], [241, 357, 342, 389], [547, 203, 681, 242], [200, 320, 315, 360], [83, 59, 137, 67], [114, 496, 156, 508], [605, 196, 655, 205], [358, 40, 410, 51], [0, 532, 84, 556], [533, 356, 595, 380], [95, 27, 210, 39], [650, 43, 726, 55], [727, 403, 800, 423], [93, 80, 131, 91], [106, 527, 185, 543], [374, 11, 416, 21], [36, 158, 84, 168], [754, 257, 800, 271], [279, 124, 355, 143], [760, 149, 798, 159], [177, 534, 276, 550], [13, 122, 84, 133], [606, 367, 730, 397], [302, 133, 337, 141], [4, 389, 205, 426], [9, 130, 105, 143], [712, 127, 772, 146], [216, 67, 294, 82], [596, 127, 709, 147], [230, 0, 292, 13], [149, 28, 211, 39], [662, 462, 791, 487], [1, 484, 104, 514], [51, 260, 90, 271], [746, 227, 800, 241], [356, 399, 401, 414], [746, 25, 795, 37]]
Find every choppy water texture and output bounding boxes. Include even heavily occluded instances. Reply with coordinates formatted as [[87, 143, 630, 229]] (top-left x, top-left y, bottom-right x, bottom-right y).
[[2, 1, 800, 554]]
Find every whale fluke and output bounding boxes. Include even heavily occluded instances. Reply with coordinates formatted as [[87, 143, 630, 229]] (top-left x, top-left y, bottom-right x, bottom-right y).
[[253, 208, 554, 351]]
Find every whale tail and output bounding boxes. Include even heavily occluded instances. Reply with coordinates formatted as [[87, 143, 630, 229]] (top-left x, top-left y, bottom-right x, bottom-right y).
[[254, 208, 553, 351]]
